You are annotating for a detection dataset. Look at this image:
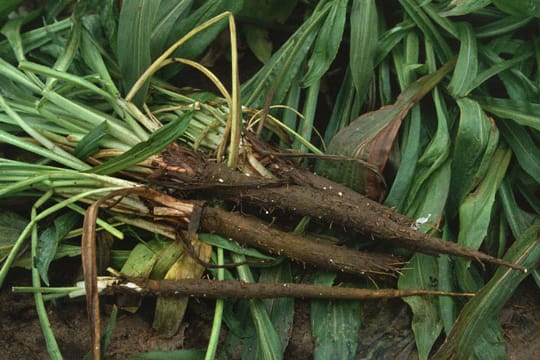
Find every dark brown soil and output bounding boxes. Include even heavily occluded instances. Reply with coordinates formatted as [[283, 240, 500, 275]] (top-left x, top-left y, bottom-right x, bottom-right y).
[[1, 267, 539, 359]]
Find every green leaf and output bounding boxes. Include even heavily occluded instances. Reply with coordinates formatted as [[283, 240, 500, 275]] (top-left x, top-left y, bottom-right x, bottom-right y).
[[90, 112, 192, 175], [399, 0, 452, 62], [302, 0, 348, 87], [150, 0, 194, 59], [456, 149, 511, 271], [0, 1, 22, 22], [448, 22, 477, 97], [0, 211, 29, 262], [439, 0, 491, 17], [466, 46, 533, 94], [243, 25, 272, 64], [398, 254, 442, 360], [259, 263, 294, 353], [384, 105, 421, 209], [432, 220, 540, 359], [447, 98, 498, 214], [349, 0, 378, 104], [497, 120, 540, 183], [319, 60, 454, 197], [374, 20, 415, 66], [236, 255, 285, 360], [74, 121, 108, 159], [311, 272, 362, 360], [239, 0, 298, 23], [14, 244, 81, 269], [241, 2, 330, 108], [493, 0, 540, 17], [117, 0, 160, 106], [479, 97, 540, 131], [36, 211, 80, 286], [499, 179, 537, 239], [162, 0, 244, 79], [322, 67, 357, 144], [199, 233, 275, 260], [45, 15, 80, 90]]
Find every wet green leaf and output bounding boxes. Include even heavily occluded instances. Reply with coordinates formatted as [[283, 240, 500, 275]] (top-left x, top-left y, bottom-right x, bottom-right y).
[[399, 0, 452, 61], [239, 0, 297, 23], [384, 106, 421, 209], [0, 1, 22, 23]]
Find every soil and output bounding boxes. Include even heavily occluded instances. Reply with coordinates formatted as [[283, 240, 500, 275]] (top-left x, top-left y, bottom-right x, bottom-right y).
[[1, 265, 539, 359]]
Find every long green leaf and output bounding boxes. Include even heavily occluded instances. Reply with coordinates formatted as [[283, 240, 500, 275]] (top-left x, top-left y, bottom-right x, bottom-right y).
[[398, 254, 442, 360], [259, 263, 294, 353], [241, 2, 330, 108], [457, 149, 511, 252], [117, 0, 160, 107], [493, 0, 540, 17], [161, 0, 243, 79], [497, 120, 540, 183], [90, 112, 192, 175], [447, 98, 498, 214], [479, 97, 540, 131], [36, 211, 80, 286], [448, 22, 477, 97], [150, 0, 194, 58], [311, 272, 362, 360], [439, 0, 491, 17], [432, 220, 540, 359], [349, 0, 378, 104]]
